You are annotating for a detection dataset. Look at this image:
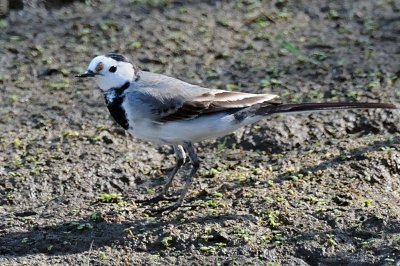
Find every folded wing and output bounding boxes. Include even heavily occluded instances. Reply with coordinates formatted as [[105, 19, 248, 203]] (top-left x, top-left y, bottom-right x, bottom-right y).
[[158, 89, 281, 122]]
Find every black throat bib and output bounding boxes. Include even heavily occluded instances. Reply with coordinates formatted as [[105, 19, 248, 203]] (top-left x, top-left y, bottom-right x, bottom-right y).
[[104, 82, 130, 130]]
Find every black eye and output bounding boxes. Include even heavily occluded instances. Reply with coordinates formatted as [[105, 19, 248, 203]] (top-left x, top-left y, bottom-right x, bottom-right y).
[[109, 66, 117, 73]]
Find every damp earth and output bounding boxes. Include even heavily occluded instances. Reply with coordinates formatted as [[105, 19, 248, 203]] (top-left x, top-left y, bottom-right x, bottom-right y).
[[1, 0, 400, 265]]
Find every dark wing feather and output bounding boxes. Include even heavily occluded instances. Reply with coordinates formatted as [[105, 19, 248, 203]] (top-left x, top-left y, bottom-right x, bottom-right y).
[[159, 101, 209, 121], [158, 90, 281, 122]]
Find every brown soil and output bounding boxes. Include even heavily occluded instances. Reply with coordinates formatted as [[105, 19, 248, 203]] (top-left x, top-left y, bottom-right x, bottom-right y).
[[1, 0, 399, 265]]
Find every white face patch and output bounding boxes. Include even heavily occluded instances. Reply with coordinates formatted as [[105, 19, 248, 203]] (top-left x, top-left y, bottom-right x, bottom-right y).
[[86, 55, 137, 91]]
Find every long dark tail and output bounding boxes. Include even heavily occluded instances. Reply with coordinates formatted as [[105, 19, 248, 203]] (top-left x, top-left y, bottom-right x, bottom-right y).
[[258, 102, 398, 115]]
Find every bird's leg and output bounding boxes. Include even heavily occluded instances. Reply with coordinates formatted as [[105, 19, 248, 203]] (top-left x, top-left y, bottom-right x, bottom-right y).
[[176, 142, 199, 206], [157, 145, 186, 199], [176, 142, 199, 204], [155, 142, 199, 213]]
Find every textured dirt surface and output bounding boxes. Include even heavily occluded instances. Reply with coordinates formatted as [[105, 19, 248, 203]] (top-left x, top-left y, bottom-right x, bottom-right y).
[[1, 0, 400, 265]]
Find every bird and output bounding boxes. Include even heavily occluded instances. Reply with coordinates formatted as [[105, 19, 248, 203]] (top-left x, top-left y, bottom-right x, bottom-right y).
[[76, 52, 398, 212]]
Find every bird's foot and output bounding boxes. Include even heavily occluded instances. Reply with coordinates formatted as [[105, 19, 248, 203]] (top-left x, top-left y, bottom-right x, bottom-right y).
[[135, 193, 178, 204], [156, 188, 181, 201], [150, 201, 183, 214], [149, 200, 202, 214]]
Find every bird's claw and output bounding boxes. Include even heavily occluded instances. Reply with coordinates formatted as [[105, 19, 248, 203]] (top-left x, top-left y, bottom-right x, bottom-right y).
[[150, 203, 181, 214], [135, 194, 178, 204]]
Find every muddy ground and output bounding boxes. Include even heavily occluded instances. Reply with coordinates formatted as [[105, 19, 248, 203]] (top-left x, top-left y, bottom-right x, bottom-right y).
[[1, 0, 400, 265]]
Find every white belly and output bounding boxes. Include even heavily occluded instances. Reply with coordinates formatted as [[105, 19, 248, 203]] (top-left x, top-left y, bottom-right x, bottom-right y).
[[127, 112, 261, 145]]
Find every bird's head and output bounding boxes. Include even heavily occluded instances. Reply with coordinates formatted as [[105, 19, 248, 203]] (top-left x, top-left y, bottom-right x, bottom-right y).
[[76, 53, 139, 91]]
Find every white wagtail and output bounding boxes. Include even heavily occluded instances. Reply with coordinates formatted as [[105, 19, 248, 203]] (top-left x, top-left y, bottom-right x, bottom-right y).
[[76, 52, 398, 211]]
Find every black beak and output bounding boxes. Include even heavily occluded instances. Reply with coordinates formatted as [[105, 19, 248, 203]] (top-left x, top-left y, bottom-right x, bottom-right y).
[[75, 70, 96, 78]]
